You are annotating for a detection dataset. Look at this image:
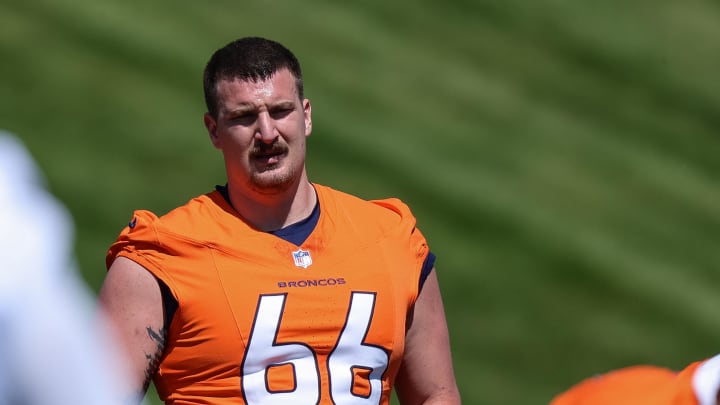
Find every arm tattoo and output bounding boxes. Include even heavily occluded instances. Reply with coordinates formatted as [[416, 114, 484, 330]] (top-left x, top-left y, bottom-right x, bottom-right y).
[[141, 325, 168, 395]]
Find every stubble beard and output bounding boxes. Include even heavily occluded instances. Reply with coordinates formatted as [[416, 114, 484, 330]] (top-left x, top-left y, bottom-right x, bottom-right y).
[[249, 165, 298, 194], [247, 141, 305, 195]]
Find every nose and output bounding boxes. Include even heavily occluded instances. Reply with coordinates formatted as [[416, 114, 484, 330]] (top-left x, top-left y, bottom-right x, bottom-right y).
[[254, 112, 277, 144]]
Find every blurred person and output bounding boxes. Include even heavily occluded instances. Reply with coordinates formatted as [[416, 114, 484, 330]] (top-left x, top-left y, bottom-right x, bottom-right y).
[[550, 354, 720, 405], [99, 37, 461, 404], [0, 131, 131, 404]]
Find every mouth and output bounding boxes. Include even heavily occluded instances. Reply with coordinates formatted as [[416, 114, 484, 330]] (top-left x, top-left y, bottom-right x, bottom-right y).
[[251, 145, 287, 166]]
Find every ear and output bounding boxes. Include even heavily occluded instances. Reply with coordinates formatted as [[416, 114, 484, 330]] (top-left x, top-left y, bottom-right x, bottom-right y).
[[303, 99, 312, 137], [204, 113, 221, 149]]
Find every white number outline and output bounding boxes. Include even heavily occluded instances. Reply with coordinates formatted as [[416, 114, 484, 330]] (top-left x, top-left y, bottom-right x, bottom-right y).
[[328, 291, 389, 404], [241, 293, 320, 404], [240, 292, 390, 405]]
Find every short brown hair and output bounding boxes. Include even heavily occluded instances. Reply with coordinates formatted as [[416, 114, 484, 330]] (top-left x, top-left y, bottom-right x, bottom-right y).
[[203, 37, 304, 118]]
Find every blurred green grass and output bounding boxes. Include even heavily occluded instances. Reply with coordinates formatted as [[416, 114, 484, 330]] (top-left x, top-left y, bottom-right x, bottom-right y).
[[2, 1, 720, 403]]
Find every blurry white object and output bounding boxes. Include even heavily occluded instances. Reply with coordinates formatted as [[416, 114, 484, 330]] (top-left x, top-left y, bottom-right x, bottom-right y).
[[0, 131, 132, 405]]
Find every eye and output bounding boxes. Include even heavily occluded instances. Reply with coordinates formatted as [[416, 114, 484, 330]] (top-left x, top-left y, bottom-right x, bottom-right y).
[[270, 107, 293, 120], [229, 113, 257, 126]]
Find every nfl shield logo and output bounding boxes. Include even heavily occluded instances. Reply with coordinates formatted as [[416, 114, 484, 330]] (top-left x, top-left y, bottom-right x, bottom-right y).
[[292, 249, 313, 269]]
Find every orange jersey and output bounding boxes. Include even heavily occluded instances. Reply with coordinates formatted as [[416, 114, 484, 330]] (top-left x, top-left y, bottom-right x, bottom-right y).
[[550, 355, 720, 405], [106, 184, 430, 405]]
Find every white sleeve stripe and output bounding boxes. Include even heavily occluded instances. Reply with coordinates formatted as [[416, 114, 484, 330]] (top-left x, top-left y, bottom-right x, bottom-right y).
[[692, 354, 720, 405]]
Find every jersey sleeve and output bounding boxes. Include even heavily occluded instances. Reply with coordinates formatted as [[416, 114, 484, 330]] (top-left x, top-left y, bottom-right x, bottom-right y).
[[550, 356, 719, 405], [370, 197, 432, 292], [374, 198, 430, 256], [106, 209, 179, 298]]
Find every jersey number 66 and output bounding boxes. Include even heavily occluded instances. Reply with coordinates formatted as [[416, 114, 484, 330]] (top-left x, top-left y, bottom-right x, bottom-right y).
[[241, 292, 390, 405]]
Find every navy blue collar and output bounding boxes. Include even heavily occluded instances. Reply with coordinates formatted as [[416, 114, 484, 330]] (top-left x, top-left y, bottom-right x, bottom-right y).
[[216, 184, 320, 246]]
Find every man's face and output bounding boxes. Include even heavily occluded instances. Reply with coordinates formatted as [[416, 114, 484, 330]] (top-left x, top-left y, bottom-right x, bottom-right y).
[[204, 68, 312, 195]]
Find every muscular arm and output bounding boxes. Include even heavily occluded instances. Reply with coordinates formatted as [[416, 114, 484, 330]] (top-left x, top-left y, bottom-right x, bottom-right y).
[[395, 268, 461, 405], [98, 256, 168, 403]]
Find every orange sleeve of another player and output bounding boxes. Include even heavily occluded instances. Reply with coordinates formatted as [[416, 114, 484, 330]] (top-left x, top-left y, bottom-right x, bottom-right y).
[[549, 359, 714, 405]]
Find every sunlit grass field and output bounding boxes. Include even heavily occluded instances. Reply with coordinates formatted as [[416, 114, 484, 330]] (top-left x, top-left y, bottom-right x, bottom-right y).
[[2, 1, 720, 403]]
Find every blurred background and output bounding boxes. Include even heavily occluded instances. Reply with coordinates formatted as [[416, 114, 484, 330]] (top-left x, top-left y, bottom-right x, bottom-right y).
[[2, 0, 720, 403]]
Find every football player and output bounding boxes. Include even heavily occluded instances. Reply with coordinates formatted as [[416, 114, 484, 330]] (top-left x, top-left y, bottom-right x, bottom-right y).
[[99, 37, 461, 404]]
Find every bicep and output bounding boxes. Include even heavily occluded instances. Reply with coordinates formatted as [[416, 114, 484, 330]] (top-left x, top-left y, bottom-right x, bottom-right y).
[[98, 256, 167, 399], [395, 268, 461, 404]]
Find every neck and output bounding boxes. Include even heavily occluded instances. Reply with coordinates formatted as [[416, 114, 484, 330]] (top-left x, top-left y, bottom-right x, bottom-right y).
[[227, 172, 317, 232]]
